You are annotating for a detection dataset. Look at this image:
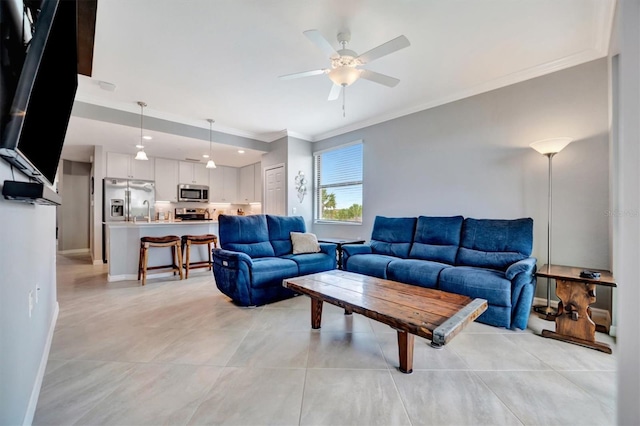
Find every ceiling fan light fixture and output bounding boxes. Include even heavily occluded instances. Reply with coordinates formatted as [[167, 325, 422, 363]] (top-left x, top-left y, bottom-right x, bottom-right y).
[[328, 66, 361, 87]]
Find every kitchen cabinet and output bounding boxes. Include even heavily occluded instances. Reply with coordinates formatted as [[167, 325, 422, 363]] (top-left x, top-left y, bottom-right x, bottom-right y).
[[179, 161, 209, 185], [209, 165, 238, 203], [154, 158, 179, 202], [239, 164, 255, 203], [107, 152, 154, 180], [254, 162, 262, 203]]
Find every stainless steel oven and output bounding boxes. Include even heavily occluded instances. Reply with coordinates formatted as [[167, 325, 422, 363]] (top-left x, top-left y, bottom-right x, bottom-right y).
[[178, 184, 209, 202]]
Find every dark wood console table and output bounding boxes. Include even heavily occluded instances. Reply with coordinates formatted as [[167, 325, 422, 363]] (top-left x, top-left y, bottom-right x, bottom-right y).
[[536, 264, 617, 354], [317, 237, 365, 270]]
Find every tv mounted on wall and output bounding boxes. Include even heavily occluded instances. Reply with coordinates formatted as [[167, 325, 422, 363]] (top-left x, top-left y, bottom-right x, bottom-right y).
[[0, 0, 78, 187]]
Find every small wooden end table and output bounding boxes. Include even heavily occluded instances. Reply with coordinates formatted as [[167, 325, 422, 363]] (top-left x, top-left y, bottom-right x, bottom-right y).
[[536, 264, 617, 354], [317, 237, 365, 270]]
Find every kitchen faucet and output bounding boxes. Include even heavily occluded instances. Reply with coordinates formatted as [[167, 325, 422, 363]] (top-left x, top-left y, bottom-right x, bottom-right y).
[[143, 200, 151, 223]]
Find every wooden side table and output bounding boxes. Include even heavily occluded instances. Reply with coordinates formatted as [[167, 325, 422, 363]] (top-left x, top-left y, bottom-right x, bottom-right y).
[[536, 264, 617, 354], [317, 238, 365, 270]]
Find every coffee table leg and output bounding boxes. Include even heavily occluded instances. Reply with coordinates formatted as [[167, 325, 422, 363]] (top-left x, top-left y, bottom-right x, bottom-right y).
[[397, 331, 414, 374], [311, 298, 323, 329]]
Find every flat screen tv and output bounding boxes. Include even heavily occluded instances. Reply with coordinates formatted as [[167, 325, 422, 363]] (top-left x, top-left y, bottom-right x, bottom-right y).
[[0, 0, 78, 187]]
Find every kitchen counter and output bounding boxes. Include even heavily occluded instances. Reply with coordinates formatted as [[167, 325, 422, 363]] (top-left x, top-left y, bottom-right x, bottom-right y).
[[104, 220, 219, 282], [104, 220, 218, 228]]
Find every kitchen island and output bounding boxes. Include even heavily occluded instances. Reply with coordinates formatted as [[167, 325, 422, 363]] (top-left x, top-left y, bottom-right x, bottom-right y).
[[104, 220, 219, 282]]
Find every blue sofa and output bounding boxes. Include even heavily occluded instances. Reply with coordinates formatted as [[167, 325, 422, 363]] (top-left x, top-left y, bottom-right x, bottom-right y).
[[212, 214, 337, 306], [343, 216, 536, 329]]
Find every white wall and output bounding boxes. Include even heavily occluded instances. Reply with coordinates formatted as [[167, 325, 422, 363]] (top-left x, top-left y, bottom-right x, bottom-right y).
[[0, 162, 58, 425], [287, 136, 313, 229], [312, 59, 611, 308], [59, 160, 91, 252], [614, 0, 640, 423]]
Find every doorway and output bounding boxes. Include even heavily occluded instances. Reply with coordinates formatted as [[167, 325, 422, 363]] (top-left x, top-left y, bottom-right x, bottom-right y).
[[264, 164, 285, 216]]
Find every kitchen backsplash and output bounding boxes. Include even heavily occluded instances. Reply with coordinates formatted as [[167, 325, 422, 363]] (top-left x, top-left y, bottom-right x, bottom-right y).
[[154, 201, 262, 219]]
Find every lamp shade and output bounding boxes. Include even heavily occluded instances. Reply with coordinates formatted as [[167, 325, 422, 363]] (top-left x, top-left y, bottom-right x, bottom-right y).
[[134, 150, 148, 161], [206, 159, 216, 169], [328, 66, 361, 87], [530, 137, 573, 155]]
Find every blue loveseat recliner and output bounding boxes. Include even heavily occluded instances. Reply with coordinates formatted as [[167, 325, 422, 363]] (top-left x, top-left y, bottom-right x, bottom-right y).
[[342, 215, 536, 330], [212, 214, 337, 306]]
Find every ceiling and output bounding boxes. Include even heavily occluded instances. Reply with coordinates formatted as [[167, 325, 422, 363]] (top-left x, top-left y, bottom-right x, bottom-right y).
[[63, 0, 615, 165]]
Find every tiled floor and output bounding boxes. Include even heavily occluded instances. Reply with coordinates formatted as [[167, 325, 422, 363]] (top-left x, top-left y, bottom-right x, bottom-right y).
[[33, 253, 617, 425]]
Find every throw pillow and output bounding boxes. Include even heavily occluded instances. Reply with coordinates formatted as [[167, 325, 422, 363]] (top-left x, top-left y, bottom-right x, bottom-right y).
[[291, 232, 321, 254]]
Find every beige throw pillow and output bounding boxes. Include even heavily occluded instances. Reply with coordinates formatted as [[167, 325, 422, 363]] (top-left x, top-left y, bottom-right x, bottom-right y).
[[291, 232, 321, 254]]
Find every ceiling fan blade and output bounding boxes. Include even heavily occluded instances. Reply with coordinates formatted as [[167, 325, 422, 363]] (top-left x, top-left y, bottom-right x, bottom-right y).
[[360, 70, 400, 87], [278, 69, 327, 80], [356, 35, 410, 64], [328, 84, 342, 101], [304, 29, 339, 58]]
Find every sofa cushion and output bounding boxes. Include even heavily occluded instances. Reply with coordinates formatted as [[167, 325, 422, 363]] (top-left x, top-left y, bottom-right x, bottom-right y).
[[409, 215, 463, 264], [439, 267, 512, 307], [290, 232, 320, 254], [283, 252, 335, 275], [387, 259, 452, 289], [346, 254, 398, 279], [250, 257, 299, 288], [219, 214, 275, 258], [267, 215, 306, 256], [456, 218, 533, 270], [370, 216, 417, 258]]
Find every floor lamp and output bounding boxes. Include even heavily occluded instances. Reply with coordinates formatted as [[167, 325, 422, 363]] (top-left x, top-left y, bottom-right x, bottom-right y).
[[530, 137, 573, 317]]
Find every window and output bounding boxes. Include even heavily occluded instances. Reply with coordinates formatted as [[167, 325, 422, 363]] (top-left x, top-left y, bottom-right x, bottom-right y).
[[314, 141, 363, 224]]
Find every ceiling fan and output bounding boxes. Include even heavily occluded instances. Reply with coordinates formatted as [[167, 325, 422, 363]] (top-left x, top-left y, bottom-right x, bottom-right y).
[[279, 29, 410, 102]]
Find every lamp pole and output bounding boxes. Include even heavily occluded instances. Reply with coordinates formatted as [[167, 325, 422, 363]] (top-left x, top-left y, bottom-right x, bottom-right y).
[[529, 137, 572, 318]]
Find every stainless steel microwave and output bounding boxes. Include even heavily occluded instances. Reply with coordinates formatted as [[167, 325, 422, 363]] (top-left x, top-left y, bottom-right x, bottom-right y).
[[178, 184, 209, 203]]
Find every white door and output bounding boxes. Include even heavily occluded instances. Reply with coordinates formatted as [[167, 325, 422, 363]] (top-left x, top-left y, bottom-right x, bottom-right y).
[[265, 165, 285, 216]]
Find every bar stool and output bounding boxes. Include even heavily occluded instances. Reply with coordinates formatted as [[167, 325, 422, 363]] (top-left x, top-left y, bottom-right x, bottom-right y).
[[138, 235, 183, 286], [181, 234, 218, 278]]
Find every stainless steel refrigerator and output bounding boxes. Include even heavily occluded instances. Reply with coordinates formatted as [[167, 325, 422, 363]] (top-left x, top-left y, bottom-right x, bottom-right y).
[[102, 178, 156, 262]]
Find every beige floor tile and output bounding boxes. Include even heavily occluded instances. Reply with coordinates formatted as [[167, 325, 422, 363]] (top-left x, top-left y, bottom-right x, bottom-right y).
[[307, 331, 387, 369], [75, 363, 222, 426], [33, 360, 135, 425], [392, 370, 523, 425], [187, 367, 306, 425], [476, 370, 615, 425], [299, 369, 411, 425], [151, 328, 248, 366], [559, 371, 617, 411], [226, 330, 311, 368], [448, 333, 551, 371]]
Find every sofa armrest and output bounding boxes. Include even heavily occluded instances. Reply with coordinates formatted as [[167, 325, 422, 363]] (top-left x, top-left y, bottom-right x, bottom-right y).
[[342, 244, 372, 257], [212, 248, 253, 269], [505, 257, 537, 280], [319, 243, 338, 258]]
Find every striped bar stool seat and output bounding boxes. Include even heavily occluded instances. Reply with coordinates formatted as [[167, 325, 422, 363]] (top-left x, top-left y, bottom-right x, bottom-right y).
[[138, 235, 183, 285], [181, 234, 218, 278]]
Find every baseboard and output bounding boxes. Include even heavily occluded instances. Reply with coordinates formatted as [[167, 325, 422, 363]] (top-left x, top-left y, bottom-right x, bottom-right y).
[[533, 297, 558, 308], [107, 271, 176, 282], [23, 302, 59, 426], [57, 248, 90, 254], [92, 260, 104, 266]]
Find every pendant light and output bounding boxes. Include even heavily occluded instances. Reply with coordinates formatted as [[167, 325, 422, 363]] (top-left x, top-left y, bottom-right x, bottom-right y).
[[134, 101, 148, 161], [205, 119, 217, 169]]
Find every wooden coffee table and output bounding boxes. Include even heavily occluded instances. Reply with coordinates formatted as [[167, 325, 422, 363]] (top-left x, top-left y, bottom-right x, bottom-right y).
[[283, 270, 487, 373]]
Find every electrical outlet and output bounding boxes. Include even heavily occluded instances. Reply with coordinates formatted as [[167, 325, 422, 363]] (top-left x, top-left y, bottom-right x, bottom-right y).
[[292, 207, 297, 214], [28, 291, 34, 318]]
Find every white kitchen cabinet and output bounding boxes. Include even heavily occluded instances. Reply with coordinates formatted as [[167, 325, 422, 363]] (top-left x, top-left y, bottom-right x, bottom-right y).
[[223, 166, 238, 203], [254, 162, 262, 203], [154, 158, 179, 202], [239, 164, 255, 203], [107, 152, 154, 180], [179, 161, 209, 185], [209, 165, 238, 203]]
